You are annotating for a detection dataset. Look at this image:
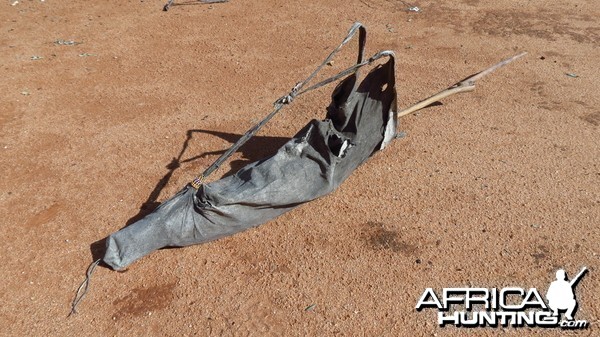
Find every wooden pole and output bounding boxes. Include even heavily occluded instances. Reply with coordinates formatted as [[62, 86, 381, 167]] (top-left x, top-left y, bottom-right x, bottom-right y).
[[398, 52, 527, 118]]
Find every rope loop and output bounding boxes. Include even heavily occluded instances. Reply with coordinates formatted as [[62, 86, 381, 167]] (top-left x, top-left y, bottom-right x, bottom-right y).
[[69, 259, 101, 316], [274, 82, 302, 105]]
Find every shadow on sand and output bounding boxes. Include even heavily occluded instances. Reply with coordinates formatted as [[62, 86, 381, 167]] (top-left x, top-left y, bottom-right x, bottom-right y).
[[90, 128, 289, 264]]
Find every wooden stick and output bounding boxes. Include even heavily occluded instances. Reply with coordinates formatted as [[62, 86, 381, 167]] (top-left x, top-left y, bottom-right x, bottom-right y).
[[397, 52, 527, 118]]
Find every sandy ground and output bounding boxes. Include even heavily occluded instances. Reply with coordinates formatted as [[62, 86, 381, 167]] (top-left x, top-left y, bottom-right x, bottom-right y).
[[1, 0, 598, 336]]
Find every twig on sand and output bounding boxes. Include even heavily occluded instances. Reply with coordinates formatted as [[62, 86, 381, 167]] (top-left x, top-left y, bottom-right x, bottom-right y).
[[164, 0, 228, 11], [397, 52, 527, 117]]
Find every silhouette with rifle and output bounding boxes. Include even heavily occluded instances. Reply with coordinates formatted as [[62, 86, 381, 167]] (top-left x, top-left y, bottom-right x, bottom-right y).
[[546, 267, 588, 320]]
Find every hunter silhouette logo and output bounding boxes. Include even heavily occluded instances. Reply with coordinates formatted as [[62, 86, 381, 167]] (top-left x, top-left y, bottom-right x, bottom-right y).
[[546, 267, 587, 321], [415, 267, 589, 329]]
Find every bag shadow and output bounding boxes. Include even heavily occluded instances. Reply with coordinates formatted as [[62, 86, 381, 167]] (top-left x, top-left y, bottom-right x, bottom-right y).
[[90, 128, 289, 263]]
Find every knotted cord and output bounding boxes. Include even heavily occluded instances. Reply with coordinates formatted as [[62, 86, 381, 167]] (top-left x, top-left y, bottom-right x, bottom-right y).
[[68, 259, 101, 316], [190, 23, 395, 188]]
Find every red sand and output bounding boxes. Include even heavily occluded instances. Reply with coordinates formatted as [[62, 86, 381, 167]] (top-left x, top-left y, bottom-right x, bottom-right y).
[[1, 0, 598, 336]]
